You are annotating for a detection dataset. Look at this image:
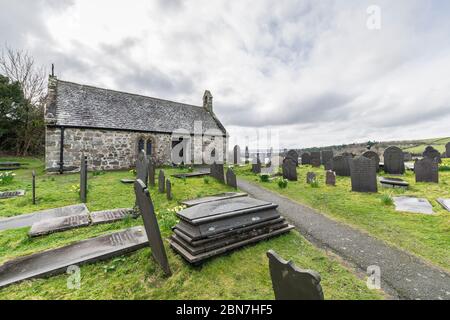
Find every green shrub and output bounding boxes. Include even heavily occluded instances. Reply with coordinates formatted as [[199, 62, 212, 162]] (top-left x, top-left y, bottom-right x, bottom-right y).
[[260, 174, 270, 182], [381, 194, 393, 206], [0, 171, 15, 185], [129, 169, 137, 176], [310, 179, 319, 188], [277, 178, 288, 189], [203, 176, 210, 184]]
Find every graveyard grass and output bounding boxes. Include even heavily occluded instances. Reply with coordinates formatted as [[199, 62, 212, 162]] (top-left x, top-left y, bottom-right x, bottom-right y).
[[0, 157, 383, 300], [235, 164, 450, 271]]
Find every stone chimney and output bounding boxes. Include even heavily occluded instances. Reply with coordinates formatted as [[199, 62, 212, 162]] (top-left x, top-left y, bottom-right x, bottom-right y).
[[203, 90, 213, 113], [44, 68, 58, 125]]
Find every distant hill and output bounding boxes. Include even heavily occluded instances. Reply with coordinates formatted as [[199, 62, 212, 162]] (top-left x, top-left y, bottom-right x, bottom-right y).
[[298, 137, 450, 156]]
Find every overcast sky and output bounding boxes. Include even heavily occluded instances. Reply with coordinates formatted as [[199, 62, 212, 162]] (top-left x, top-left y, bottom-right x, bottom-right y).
[[1, 0, 449, 149]]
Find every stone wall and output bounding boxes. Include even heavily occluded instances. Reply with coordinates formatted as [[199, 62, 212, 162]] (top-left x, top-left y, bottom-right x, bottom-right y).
[[45, 127, 172, 171]]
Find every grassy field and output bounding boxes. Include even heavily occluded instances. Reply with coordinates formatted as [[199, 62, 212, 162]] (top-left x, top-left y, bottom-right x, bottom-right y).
[[400, 137, 450, 154], [0, 157, 383, 300], [235, 163, 450, 272]]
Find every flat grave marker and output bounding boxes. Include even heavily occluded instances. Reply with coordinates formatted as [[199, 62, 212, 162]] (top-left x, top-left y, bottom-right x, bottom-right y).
[[379, 177, 409, 189], [29, 214, 91, 237], [120, 179, 135, 184], [0, 190, 25, 200], [180, 192, 247, 207], [393, 196, 433, 215], [172, 171, 210, 179], [437, 198, 450, 212], [90, 208, 134, 225]]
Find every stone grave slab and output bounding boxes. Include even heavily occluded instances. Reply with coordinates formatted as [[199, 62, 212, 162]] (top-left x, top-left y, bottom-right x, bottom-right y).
[[172, 171, 210, 179], [180, 192, 247, 207], [120, 179, 135, 184], [393, 197, 433, 215], [379, 177, 409, 189], [437, 198, 450, 212], [0, 189, 25, 200], [0, 204, 89, 231], [29, 213, 91, 237], [267, 250, 324, 300], [0, 226, 148, 288], [90, 208, 135, 225]]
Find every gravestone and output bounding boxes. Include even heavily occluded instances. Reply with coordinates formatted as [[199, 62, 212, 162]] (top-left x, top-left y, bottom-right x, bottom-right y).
[[286, 150, 299, 166], [282, 158, 297, 181], [403, 152, 412, 161], [301, 152, 311, 165], [166, 179, 172, 200], [148, 159, 155, 187], [211, 162, 225, 182], [121, 179, 135, 184], [437, 198, 450, 212], [423, 146, 441, 163], [136, 150, 149, 185], [0, 190, 25, 200], [324, 159, 333, 171], [446, 142, 450, 158], [332, 155, 351, 177], [306, 172, 316, 184], [226, 168, 237, 189], [90, 208, 135, 225], [245, 146, 250, 164], [158, 170, 165, 193], [414, 158, 439, 183], [393, 197, 433, 215], [180, 192, 247, 207], [29, 214, 91, 237], [251, 161, 261, 174], [0, 204, 89, 232], [233, 145, 241, 165], [80, 154, 88, 203], [379, 177, 409, 189], [325, 170, 336, 186], [350, 156, 378, 193], [172, 171, 210, 179], [267, 250, 324, 300], [362, 151, 380, 172], [310, 152, 321, 167], [321, 150, 333, 166], [0, 226, 148, 288], [134, 179, 171, 276], [383, 146, 405, 174], [32, 170, 36, 205]]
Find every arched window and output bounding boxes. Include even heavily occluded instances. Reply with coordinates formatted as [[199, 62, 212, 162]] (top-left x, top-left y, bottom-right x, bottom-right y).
[[137, 138, 145, 153], [146, 139, 152, 156]]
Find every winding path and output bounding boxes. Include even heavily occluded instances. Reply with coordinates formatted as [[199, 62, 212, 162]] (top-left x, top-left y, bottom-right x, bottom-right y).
[[238, 178, 450, 300]]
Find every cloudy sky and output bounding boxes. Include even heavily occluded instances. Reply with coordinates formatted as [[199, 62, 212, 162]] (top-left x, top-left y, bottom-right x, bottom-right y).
[[1, 0, 449, 149]]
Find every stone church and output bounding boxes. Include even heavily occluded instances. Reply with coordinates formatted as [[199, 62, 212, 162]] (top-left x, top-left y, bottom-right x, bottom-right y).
[[44, 75, 227, 172]]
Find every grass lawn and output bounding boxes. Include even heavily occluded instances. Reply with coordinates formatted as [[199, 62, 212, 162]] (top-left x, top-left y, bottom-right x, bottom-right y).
[[235, 163, 450, 272], [0, 157, 383, 300], [401, 137, 450, 154]]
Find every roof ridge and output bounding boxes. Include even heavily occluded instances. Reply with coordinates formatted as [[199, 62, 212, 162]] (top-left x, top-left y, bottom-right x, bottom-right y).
[[57, 79, 203, 109]]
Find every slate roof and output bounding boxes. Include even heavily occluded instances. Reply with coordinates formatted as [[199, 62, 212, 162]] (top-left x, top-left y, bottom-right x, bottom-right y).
[[48, 79, 226, 135]]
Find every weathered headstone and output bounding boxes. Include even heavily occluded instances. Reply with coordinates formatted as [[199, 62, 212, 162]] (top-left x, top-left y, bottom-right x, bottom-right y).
[[282, 158, 297, 181], [29, 214, 91, 237], [158, 170, 165, 193], [136, 150, 149, 185], [306, 172, 316, 184], [332, 155, 351, 177], [310, 152, 321, 167], [226, 168, 237, 189], [403, 152, 412, 161], [414, 158, 439, 183], [267, 250, 324, 300], [211, 162, 225, 182], [383, 146, 405, 174], [321, 150, 333, 166], [362, 151, 380, 172], [32, 170, 36, 205], [245, 146, 250, 164], [80, 154, 88, 203], [286, 150, 299, 166], [393, 197, 433, 215], [325, 170, 336, 186], [350, 156, 378, 193], [148, 159, 155, 187], [166, 179, 172, 200], [301, 152, 311, 165], [134, 179, 171, 276], [423, 146, 441, 163], [311, 158, 321, 168], [233, 145, 241, 165], [324, 159, 333, 171], [446, 142, 450, 158], [251, 160, 261, 174]]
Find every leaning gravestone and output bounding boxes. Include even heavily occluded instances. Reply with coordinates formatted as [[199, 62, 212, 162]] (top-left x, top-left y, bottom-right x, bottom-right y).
[[286, 150, 299, 166], [226, 168, 237, 189], [32, 170, 36, 205], [80, 154, 88, 203], [282, 158, 297, 181], [166, 179, 172, 200], [301, 152, 311, 165], [148, 159, 155, 187], [310, 152, 321, 167], [383, 146, 405, 174], [423, 146, 441, 163], [134, 179, 172, 276], [233, 145, 241, 165], [332, 155, 351, 177], [306, 172, 316, 184], [326, 170, 336, 186], [136, 150, 149, 185], [321, 150, 333, 166], [0, 226, 148, 288], [158, 170, 165, 193], [362, 151, 380, 172], [350, 156, 378, 193], [211, 162, 225, 182], [414, 158, 439, 183], [267, 250, 324, 300]]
